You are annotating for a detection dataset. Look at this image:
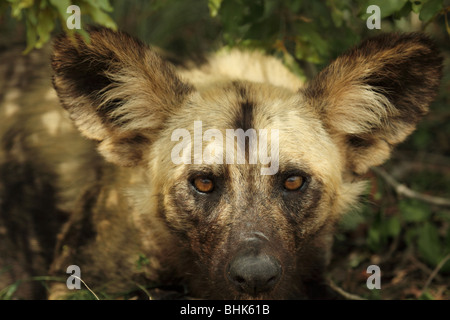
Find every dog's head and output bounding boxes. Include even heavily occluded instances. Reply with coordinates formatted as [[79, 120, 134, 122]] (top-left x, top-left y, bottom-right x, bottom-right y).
[[52, 28, 442, 299]]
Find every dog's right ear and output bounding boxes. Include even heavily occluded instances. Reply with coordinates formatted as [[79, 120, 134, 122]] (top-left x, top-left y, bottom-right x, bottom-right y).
[[52, 27, 193, 167], [303, 33, 442, 175]]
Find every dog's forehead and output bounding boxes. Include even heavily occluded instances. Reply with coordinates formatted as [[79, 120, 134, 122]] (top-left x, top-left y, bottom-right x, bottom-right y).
[[161, 81, 342, 186], [199, 82, 339, 170], [174, 81, 304, 137]]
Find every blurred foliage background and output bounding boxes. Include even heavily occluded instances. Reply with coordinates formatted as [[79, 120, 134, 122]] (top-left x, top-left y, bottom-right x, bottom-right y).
[[0, 0, 449, 300]]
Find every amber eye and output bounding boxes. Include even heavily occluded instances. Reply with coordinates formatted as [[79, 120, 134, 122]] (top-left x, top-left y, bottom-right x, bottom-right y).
[[284, 176, 304, 191], [193, 177, 214, 193]]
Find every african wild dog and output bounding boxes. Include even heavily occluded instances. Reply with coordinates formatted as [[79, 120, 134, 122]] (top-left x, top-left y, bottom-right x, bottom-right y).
[[0, 27, 442, 299]]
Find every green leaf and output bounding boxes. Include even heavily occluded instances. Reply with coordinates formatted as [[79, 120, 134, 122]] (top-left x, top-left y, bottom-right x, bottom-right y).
[[368, 224, 381, 251], [9, 0, 34, 18], [217, 0, 248, 45], [245, 16, 279, 41], [83, 2, 117, 30], [417, 222, 442, 266], [446, 14, 450, 35], [410, 0, 425, 14], [405, 227, 418, 247], [330, 4, 351, 27], [419, 291, 435, 300], [261, 0, 278, 20], [49, 0, 71, 18], [360, 0, 408, 19], [386, 216, 401, 237], [23, 12, 37, 54], [35, 8, 55, 48], [0, 280, 22, 300], [94, 0, 114, 12], [294, 25, 329, 64], [25, 2, 38, 26], [39, 0, 47, 10], [399, 200, 431, 222], [208, 0, 223, 17], [419, 0, 443, 21], [393, 1, 413, 19]]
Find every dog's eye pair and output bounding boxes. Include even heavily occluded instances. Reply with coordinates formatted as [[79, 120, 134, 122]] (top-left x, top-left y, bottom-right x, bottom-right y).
[[192, 176, 214, 193], [192, 175, 305, 193]]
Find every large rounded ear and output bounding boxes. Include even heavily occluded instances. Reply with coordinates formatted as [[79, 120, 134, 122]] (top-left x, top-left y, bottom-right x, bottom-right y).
[[303, 33, 443, 175], [52, 27, 193, 166]]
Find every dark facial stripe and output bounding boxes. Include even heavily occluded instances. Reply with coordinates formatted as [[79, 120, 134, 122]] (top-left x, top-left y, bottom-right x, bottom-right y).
[[240, 101, 254, 132], [230, 82, 255, 163], [231, 81, 254, 132]]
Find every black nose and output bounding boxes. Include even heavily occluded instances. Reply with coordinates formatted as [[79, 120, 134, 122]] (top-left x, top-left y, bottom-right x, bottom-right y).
[[227, 254, 282, 296]]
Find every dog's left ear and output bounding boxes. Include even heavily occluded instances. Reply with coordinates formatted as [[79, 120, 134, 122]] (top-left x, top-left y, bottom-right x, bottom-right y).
[[52, 27, 193, 167], [303, 33, 442, 175]]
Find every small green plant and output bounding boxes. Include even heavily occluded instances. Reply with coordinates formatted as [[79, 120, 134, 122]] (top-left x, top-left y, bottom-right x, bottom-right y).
[[366, 198, 450, 272], [0, 276, 66, 300], [136, 253, 150, 270]]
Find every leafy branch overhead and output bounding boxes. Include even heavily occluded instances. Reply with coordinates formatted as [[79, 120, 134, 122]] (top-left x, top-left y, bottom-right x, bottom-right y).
[[208, 0, 449, 73], [2, 0, 117, 53], [2, 0, 449, 59]]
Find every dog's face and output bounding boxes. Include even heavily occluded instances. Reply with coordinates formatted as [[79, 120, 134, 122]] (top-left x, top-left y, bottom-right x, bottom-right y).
[[151, 82, 345, 298], [52, 28, 442, 299]]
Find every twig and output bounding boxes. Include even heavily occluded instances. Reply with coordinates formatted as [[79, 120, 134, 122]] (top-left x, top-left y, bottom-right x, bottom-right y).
[[371, 167, 450, 207], [72, 275, 100, 300], [328, 279, 366, 300], [420, 253, 450, 296], [134, 282, 153, 300]]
